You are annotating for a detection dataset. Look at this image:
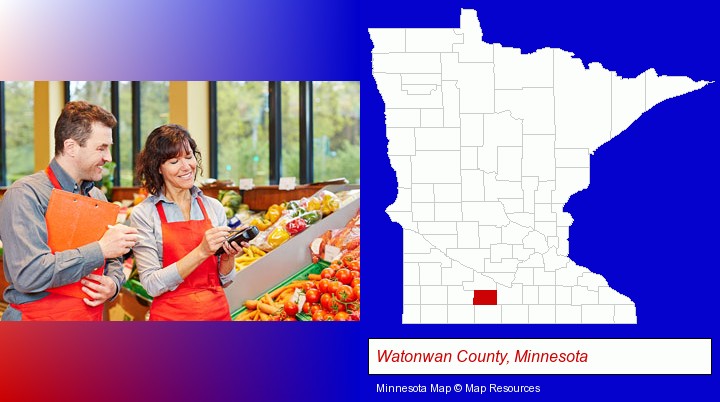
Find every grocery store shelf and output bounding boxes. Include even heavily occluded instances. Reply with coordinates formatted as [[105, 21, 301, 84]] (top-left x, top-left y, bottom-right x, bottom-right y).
[[231, 260, 329, 320], [223, 196, 359, 313]]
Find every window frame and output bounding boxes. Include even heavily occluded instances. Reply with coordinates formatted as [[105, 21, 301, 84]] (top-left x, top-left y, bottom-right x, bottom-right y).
[[66, 81, 133, 186], [0, 81, 6, 187], [210, 81, 318, 185], [2, 80, 357, 187], [1, 81, 36, 186]]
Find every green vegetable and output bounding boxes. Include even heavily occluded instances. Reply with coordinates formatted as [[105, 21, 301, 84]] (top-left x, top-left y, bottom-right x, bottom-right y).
[[300, 210, 321, 225], [290, 207, 307, 218], [218, 190, 243, 218], [220, 190, 242, 210]]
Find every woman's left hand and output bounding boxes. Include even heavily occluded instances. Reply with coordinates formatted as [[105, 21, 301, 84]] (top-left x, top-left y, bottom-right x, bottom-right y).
[[218, 235, 243, 275], [226, 224, 252, 252], [220, 238, 243, 258]]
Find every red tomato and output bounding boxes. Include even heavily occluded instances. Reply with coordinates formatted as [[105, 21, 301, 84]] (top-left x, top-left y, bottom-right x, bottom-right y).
[[320, 293, 333, 311], [328, 298, 346, 313], [334, 311, 350, 321], [317, 278, 331, 293], [302, 301, 311, 314], [353, 284, 360, 301], [284, 316, 297, 321], [336, 285, 356, 302], [351, 270, 360, 279], [302, 281, 315, 291], [305, 289, 320, 304], [284, 301, 299, 317], [346, 302, 359, 312], [320, 268, 335, 279], [312, 310, 326, 321], [328, 280, 341, 295], [309, 303, 322, 315], [335, 268, 353, 285], [351, 278, 360, 288]]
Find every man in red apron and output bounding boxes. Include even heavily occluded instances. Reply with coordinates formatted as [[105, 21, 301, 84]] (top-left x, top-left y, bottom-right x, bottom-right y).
[[0, 101, 139, 321]]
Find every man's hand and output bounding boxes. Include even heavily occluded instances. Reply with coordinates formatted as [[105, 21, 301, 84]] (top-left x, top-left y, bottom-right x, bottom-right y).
[[99, 224, 139, 259], [81, 273, 118, 306]]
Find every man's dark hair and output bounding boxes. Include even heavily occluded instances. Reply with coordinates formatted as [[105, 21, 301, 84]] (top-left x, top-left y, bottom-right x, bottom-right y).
[[54, 101, 117, 155]]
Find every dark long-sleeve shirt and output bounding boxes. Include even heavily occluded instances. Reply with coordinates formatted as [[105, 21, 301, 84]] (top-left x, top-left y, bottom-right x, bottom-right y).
[[0, 159, 124, 320]]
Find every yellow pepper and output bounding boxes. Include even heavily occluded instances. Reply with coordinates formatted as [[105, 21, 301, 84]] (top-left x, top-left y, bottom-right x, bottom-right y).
[[250, 217, 272, 231], [264, 204, 284, 223], [306, 197, 322, 211], [267, 226, 290, 249], [321, 194, 340, 215], [265, 208, 281, 224]]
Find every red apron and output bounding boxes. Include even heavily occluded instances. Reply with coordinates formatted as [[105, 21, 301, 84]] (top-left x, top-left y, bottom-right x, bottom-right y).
[[149, 197, 230, 321], [11, 166, 104, 321]]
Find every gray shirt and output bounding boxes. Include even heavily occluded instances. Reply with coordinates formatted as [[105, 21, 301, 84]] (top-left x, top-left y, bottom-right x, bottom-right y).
[[0, 159, 125, 320], [129, 186, 237, 298]]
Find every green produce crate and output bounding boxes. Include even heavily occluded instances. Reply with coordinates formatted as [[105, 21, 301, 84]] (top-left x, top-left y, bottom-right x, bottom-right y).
[[231, 260, 329, 321], [123, 278, 153, 302]]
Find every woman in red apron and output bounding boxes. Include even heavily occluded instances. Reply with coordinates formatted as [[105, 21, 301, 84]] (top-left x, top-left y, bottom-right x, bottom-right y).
[[130, 125, 243, 321]]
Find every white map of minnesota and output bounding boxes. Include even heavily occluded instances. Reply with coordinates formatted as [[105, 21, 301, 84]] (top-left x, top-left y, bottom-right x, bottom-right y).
[[370, 9, 710, 324]]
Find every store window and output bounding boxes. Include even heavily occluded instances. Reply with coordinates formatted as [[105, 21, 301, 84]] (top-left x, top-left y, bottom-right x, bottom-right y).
[[281, 81, 300, 181], [210, 81, 360, 186], [68, 81, 111, 111], [140, 81, 169, 145], [118, 81, 133, 186], [2, 81, 34, 185], [216, 81, 270, 185], [67, 81, 168, 186], [313, 81, 360, 184]]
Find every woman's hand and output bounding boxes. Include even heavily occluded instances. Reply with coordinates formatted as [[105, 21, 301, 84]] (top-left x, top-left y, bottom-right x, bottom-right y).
[[219, 236, 244, 258], [199, 226, 232, 257], [218, 230, 244, 275], [230, 224, 252, 249]]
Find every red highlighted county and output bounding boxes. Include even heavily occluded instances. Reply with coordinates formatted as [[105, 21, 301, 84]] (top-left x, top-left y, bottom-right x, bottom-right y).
[[473, 290, 497, 305]]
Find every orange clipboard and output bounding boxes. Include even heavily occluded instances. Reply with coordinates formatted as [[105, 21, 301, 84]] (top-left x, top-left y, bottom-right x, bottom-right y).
[[45, 188, 120, 299]]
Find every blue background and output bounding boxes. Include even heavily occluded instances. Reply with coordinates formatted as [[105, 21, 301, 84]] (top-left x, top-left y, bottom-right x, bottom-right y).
[[0, 1, 717, 400]]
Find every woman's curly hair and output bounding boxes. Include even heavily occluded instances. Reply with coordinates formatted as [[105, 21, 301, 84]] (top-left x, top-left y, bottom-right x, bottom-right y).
[[135, 124, 203, 195]]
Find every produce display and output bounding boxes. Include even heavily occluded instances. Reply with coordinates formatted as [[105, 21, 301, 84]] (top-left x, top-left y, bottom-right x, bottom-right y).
[[233, 245, 266, 270], [310, 209, 360, 266], [234, 210, 361, 321], [232, 189, 357, 271], [114, 184, 360, 322]]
